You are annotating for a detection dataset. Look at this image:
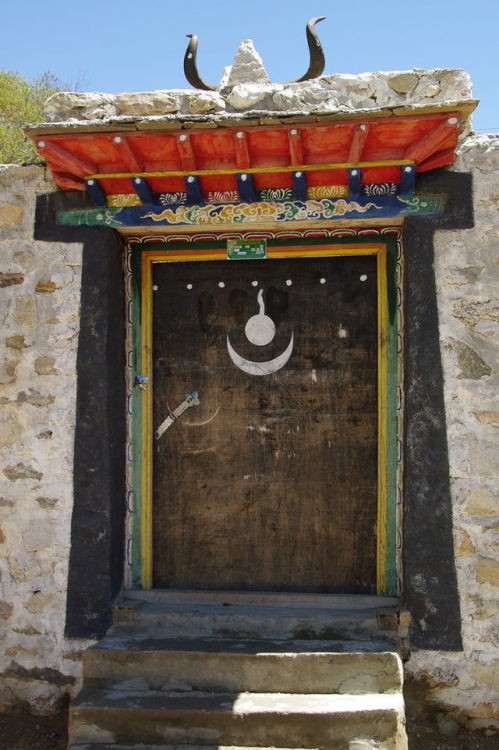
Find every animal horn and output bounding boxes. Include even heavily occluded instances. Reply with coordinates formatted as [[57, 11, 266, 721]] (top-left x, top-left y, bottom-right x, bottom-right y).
[[183, 34, 217, 91], [286, 17, 326, 84]]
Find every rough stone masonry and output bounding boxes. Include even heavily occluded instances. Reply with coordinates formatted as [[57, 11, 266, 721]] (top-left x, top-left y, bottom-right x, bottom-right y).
[[0, 60, 497, 732]]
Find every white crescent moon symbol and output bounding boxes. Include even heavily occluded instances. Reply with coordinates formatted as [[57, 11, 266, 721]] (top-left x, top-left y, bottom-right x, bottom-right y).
[[226, 333, 294, 376]]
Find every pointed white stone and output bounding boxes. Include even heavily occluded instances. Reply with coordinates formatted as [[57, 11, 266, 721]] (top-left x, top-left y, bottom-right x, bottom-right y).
[[225, 39, 270, 87]]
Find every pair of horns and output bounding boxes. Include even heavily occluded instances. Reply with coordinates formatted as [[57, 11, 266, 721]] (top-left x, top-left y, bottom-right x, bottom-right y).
[[184, 17, 326, 91]]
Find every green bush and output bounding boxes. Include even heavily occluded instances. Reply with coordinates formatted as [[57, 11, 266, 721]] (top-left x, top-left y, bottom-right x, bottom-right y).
[[0, 71, 64, 164]]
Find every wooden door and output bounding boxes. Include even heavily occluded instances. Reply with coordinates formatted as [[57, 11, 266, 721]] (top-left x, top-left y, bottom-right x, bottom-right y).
[[152, 254, 378, 592]]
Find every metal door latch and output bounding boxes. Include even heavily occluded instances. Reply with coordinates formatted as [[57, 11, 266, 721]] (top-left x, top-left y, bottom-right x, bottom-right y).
[[155, 391, 201, 439], [135, 374, 149, 390]]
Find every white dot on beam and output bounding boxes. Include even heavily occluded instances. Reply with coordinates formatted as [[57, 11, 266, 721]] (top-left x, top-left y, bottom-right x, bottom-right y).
[[295, 171, 302, 178], [152, 285, 158, 291], [186, 283, 193, 290], [218, 281, 225, 288], [87, 180, 94, 186], [179, 134, 188, 141], [135, 178, 141, 184], [113, 136, 122, 144], [241, 174, 247, 182], [251, 280, 258, 287], [236, 131, 245, 139], [286, 279, 292, 287], [360, 274, 368, 281], [404, 166, 413, 173], [187, 176, 195, 183], [448, 117, 458, 125], [360, 124, 367, 131], [38, 141, 46, 148], [351, 169, 358, 176], [290, 129, 299, 135], [320, 278, 326, 284]]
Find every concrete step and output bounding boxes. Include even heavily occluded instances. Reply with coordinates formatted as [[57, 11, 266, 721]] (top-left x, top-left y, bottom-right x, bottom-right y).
[[83, 636, 403, 694], [112, 598, 397, 642], [69, 687, 408, 749]]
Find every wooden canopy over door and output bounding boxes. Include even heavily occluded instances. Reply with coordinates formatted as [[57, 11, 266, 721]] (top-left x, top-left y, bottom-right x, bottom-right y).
[[150, 248, 380, 593]]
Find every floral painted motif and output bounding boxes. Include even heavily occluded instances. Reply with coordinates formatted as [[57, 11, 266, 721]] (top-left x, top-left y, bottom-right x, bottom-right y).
[[307, 185, 348, 199], [108, 194, 142, 207], [159, 192, 188, 205], [362, 183, 398, 197]]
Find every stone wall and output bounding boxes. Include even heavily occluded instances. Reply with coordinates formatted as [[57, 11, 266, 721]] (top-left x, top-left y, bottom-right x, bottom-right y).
[[0, 164, 90, 714], [404, 134, 499, 733], [40, 67, 473, 122]]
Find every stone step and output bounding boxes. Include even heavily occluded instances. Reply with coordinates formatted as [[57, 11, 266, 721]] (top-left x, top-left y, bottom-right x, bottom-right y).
[[124, 590, 397, 610], [69, 687, 407, 749], [112, 598, 397, 641], [84, 636, 403, 694], [68, 742, 320, 750]]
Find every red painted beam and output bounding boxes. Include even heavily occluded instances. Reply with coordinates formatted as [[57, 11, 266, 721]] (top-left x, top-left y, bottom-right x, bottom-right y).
[[403, 116, 459, 164], [348, 123, 370, 162], [417, 148, 456, 173], [234, 131, 251, 169], [111, 135, 143, 172], [288, 129, 304, 165], [52, 172, 86, 191], [36, 139, 97, 178], [176, 134, 197, 171]]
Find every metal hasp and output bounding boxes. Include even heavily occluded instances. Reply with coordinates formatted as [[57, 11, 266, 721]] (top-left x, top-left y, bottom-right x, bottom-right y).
[[183, 17, 326, 90], [155, 391, 201, 439]]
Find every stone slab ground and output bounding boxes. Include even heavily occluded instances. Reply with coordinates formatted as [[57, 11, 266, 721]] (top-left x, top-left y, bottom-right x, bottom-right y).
[[0, 707, 497, 750]]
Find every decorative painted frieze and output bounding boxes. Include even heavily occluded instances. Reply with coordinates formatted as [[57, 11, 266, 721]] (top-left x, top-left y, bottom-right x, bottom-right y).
[[58, 194, 445, 228]]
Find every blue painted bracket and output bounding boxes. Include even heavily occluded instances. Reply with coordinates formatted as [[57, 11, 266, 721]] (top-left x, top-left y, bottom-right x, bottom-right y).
[[400, 165, 416, 194], [348, 168, 361, 198], [236, 173, 257, 202], [85, 179, 107, 207], [292, 171, 308, 202], [184, 175, 204, 204], [131, 177, 154, 204]]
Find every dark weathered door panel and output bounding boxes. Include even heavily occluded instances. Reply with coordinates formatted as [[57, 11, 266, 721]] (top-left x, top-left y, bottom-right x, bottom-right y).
[[152, 255, 377, 592]]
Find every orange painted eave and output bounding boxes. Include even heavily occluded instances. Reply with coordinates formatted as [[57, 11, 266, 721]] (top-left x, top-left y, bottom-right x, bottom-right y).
[[26, 101, 478, 196]]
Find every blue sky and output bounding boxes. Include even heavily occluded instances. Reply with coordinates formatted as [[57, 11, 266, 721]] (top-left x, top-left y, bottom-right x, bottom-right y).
[[1, 0, 497, 131]]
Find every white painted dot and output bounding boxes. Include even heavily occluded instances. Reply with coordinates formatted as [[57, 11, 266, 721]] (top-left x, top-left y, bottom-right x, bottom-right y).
[[186, 283, 193, 290], [113, 136, 122, 144], [360, 124, 367, 131], [241, 174, 247, 182], [404, 166, 413, 173], [87, 179, 94, 186], [218, 281, 225, 288], [251, 280, 258, 287], [290, 129, 299, 136], [319, 278, 326, 284], [338, 324, 348, 338], [351, 169, 358, 176], [286, 279, 292, 287], [448, 117, 458, 125], [96, 213, 103, 220], [236, 131, 245, 139], [295, 171, 302, 178], [135, 177, 141, 184], [187, 176, 195, 183], [360, 274, 368, 281], [38, 141, 45, 148], [179, 134, 188, 141], [152, 284, 158, 291]]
